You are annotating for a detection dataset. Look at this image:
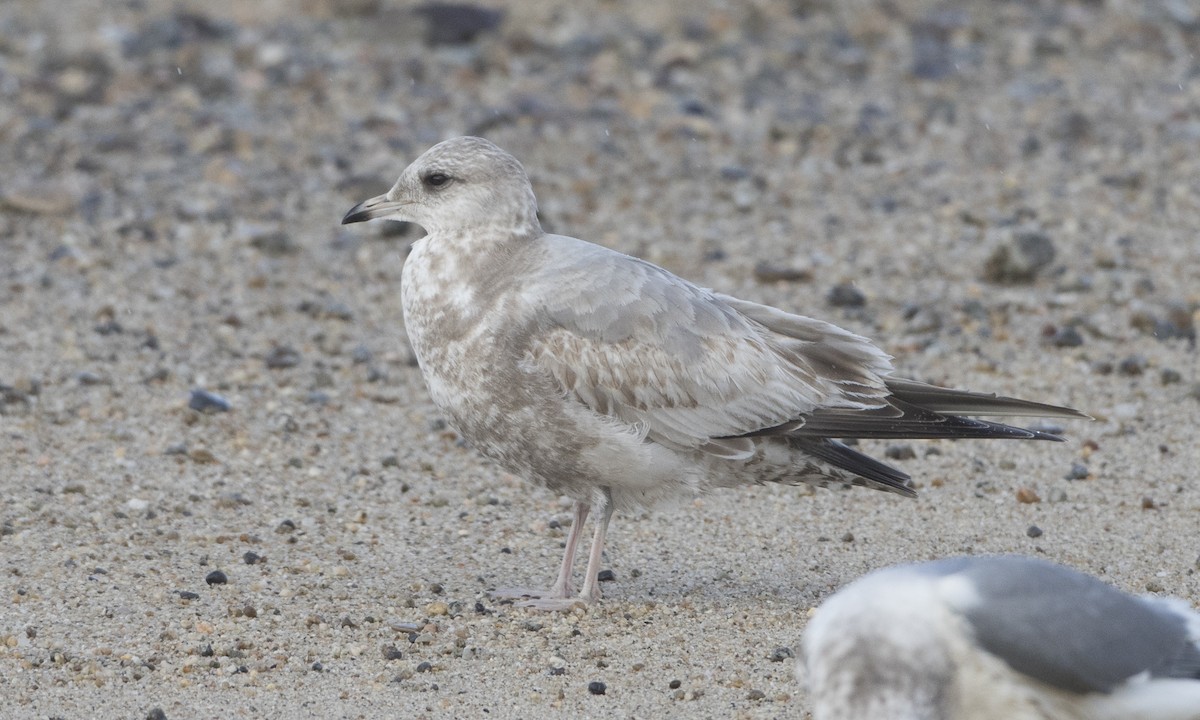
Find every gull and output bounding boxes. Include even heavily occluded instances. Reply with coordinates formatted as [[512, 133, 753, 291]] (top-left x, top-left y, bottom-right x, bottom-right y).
[[800, 555, 1200, 720], [341, 136, 1086, 610]]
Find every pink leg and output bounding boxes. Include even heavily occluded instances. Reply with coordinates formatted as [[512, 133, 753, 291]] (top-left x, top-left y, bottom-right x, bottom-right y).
[[491, 500, 590, 605], [547, 501, 590, 597], [578, 493, 614, 603]]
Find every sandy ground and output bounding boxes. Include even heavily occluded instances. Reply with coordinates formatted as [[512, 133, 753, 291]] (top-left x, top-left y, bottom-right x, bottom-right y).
[[1, 1, 1198, 717]]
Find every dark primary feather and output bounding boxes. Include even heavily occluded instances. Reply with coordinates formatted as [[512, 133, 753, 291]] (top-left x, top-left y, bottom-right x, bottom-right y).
[[789, 438, 917, 497]]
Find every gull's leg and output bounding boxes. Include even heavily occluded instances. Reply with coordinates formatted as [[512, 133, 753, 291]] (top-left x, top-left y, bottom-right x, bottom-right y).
[[491, 500, 589, 604], [547, 500, 590, 597], [578, 488, 614, 604]]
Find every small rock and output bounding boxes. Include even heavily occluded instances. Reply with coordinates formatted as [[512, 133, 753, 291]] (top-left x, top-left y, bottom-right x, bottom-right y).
[[177, 591, 199, 601], [311, 661, 323, 672], [1117, 355, 1147, 376], [416, 661, 433, 673], [827, 283, 866, 307], [414, 3, 505, 45], [840, 532, 854, 543], [587, 680, 607, 696], [146, 709, 167, 720], [265, 345, 301, 369], [982, 230, 1055, 284], [748, 689, 766, 701], [1015, 487, 1040, 504], [884, 444, 916, 460], [204, 570, 228, 586], [1026, 525, 1043, 538], [596, 569, 616, 583], [188, 389, 231, 413], [1049, 326, 1084, 348], [753, 261, 811, 283], [383, 645, 403, 660], [1064, 463, 1089, 480], [1141, 496, 1157, 510], [769, 646, 794, 662], [243, 552, 262, 565], [1160, 368, 1182, 385]]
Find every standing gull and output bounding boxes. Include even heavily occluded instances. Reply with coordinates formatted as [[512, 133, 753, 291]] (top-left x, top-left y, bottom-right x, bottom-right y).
[[800, 555, 1200, 720], [342, 136, 1086, 610]]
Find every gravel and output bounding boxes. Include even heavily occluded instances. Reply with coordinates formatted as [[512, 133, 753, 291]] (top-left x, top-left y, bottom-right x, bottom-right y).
[[1, 1, 1197, 718]]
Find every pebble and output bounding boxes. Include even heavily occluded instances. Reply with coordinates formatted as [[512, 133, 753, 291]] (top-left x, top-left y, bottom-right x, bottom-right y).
[[242, 552, 262, 565], [596, 569, 616, 582], [587, 681, 607, 696], [1026, 525, 1043, 538], [264, 346, 302, 369], [188, 389, 231, 413], [416, 661, 433, 673], [414, 3, 505, 45], [769, 646, 794, 662], [383, 645, 403, 660], [884, 444, 916, 460], [146, 709, 167, 720], [1064, 463, 1089, 480], [753, 261, 811, 283], [1015, 487, 1041, 504], [1116, 355, 1147, 376], [204, 570, 228, 586], [1048, 325, 1084, 348], [826, 283, 866, 308], [982, 230, 1055, 284]]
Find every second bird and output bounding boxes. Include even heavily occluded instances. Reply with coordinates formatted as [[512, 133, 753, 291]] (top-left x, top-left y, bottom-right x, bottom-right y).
[[342, 136, 1087, 610]]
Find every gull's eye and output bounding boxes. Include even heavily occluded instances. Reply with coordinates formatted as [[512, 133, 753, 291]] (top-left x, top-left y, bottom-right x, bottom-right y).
[[424, 172, 451, 189]]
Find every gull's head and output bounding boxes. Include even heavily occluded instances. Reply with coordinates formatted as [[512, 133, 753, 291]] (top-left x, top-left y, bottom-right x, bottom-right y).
[[341, 136, 541, 238]]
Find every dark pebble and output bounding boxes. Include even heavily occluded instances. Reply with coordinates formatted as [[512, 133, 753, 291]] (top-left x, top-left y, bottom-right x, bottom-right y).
[[1064, 463, 1089, 480], [430, 583, 444, 594], [884, 444, 916, 460], [381, 454, 400, 467], [753, 261, 811, 283], [146, 709, 167, 720], [1026, 525, 1043, 538], [748, 689, 766, 701], [840, 532, 854, 543], [769, 646, 794, 662], [383, 645, 403, 661], [982, 230, 1055, 284], [311, 661, 323, 672], [275, 519, 296, 533], [669, 679, 681, 690], [596, 569, 616, 583], [204, 570, 228, 585], [549, 666, 566, 676], [827, 283, 866, 307], [587, 681, 607, 695], [199, 643, 214, 657], [414, 3, 505, 45], [243, 551, 262, 565], [178, 590, 199, 600], [1161, 368, 1182, 385], [1117, 355, 1147, 376], [416, 661, 433, 673], [264, 345, 301, 369], [1050, 326, 1084, 348]]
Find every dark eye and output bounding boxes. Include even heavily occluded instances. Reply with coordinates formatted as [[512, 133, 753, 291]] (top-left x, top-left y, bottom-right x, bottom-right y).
[[425, 172, 450, 188]]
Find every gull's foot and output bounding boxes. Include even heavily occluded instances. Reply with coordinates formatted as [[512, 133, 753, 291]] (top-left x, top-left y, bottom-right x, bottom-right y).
[[490, 586, 591, 611]]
